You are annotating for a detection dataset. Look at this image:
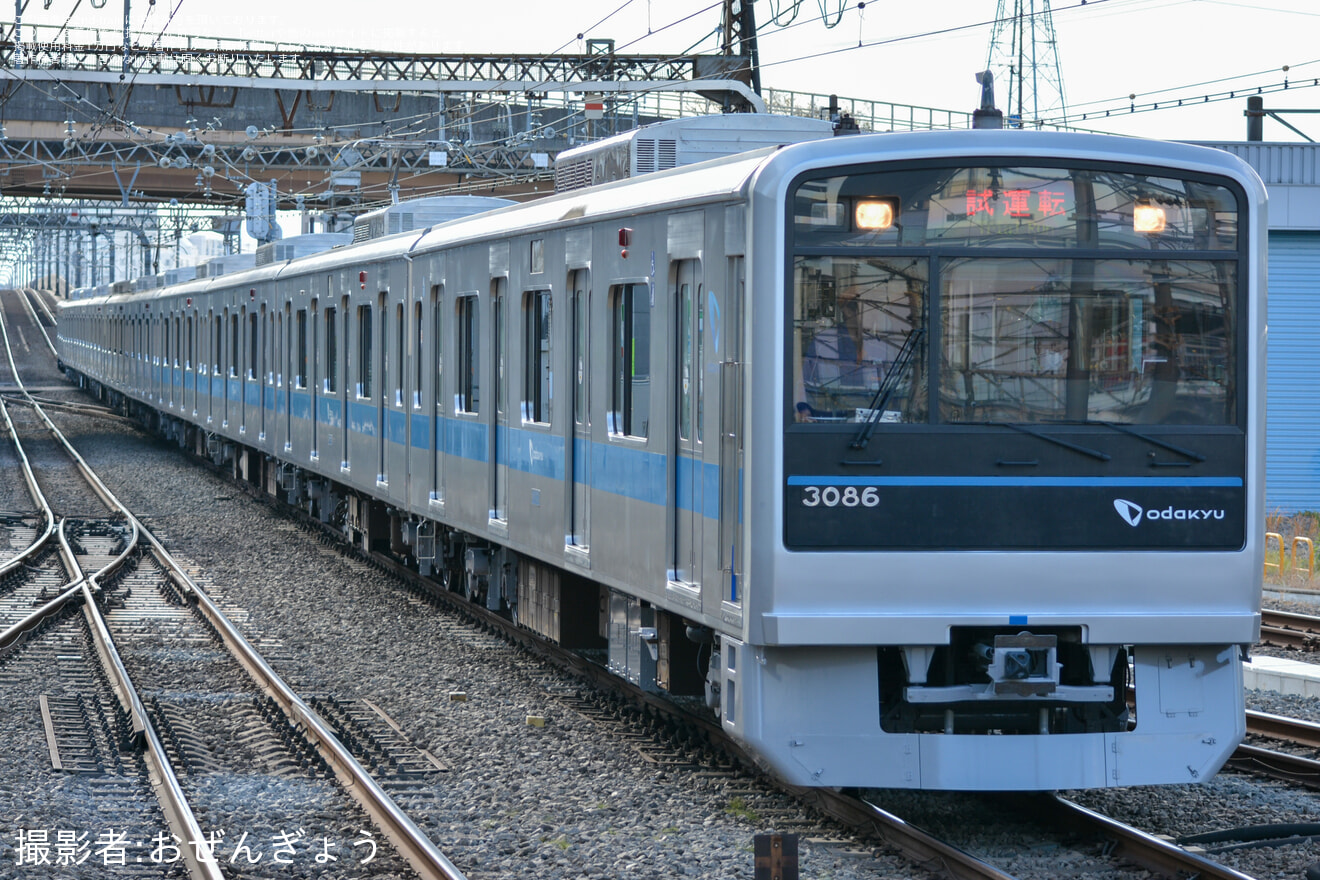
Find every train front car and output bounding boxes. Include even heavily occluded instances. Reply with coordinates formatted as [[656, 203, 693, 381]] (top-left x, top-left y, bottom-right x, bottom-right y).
[[729, 131, 1264, 790]]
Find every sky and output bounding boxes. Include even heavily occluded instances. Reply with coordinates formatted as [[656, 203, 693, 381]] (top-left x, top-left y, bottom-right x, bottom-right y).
[[8, 0, 1316, 144]]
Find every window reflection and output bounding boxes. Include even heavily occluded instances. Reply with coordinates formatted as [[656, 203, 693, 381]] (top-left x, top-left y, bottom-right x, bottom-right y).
[[792, 256, 927, 423], [940, 258, 1234, 425]]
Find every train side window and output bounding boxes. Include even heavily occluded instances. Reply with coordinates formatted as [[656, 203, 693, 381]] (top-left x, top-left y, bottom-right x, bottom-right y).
[[248, 313, 258, 379], [379, 295, 390, 404], [572, 275, 590, 428], [456, 294, 480, 414], [357, 304, 373, 398], [395, 301, 405, 407], [432, 285, 443, 413], [296, 308, 308, 388], [414, 300, 424, 409], [231, 314, 239, 377], [609, 283, 650, 439], [523, 289, 552, 424], [324, 307, 337, 392]]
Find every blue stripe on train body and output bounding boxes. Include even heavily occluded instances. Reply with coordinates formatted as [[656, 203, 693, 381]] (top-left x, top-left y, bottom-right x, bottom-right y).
[[277, 397, 726, 519]]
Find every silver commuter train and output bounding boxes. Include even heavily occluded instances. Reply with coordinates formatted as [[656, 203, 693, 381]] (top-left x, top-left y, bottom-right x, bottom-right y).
[[57, 126, 1266, 790]]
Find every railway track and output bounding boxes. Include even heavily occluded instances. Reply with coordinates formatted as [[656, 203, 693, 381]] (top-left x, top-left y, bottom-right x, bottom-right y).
[[1260, 608, 1320, 651], [15, 284, 1308, 878], [0, 289, 466, 880], [335, 501, 1266, 880], [1225, 709, 1320, 789]]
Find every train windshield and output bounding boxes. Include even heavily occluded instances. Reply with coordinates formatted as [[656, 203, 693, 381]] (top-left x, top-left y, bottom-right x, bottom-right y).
[[789, 163, 1241, 427]]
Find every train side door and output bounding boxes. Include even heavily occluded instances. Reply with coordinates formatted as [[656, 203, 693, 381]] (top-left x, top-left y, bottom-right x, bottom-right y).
[[188, 313, 196, 417], [228, 310, 238, 430], [429, 283, 445, 507], [283, 301, 293, 449], [343, 294, 353, 467], [673, 257, 703, 587], [259, 306, 269, 441], [718, 255, 744, 613], [241, 309, 251, 434], [567, 268, 591, 551], [491, 275, 508, 522], [309, 299, 319, 461], [375, 290, 389, 484], [207, 312, 215, 425]]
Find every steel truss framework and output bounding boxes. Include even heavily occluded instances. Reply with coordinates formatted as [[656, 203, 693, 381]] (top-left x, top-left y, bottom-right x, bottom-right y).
[[0, 30, 975, 287], [5, 41, 747, 86], [0, 197, 240, 283]]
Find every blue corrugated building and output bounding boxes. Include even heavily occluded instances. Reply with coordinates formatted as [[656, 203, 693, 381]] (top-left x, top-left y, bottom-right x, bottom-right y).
[[1206, 142, 1320, 513]]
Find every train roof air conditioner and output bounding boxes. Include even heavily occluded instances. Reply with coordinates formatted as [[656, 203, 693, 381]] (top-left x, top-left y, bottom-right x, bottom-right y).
[[553, 113, 835, 193], [351, 196, 516, 243]]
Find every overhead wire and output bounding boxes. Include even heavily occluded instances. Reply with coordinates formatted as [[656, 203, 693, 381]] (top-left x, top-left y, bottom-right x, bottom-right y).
[[6, 0, 727, 196], [4, 0, 1315, 220]]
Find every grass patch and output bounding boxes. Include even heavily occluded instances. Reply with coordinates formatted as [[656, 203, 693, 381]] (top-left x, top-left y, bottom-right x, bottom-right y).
[[725, 796, 760, 824]]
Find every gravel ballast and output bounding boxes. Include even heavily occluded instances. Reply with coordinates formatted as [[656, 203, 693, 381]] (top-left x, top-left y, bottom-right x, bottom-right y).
[[21, 388, 1320, 879], [36, 401, 917, 879]]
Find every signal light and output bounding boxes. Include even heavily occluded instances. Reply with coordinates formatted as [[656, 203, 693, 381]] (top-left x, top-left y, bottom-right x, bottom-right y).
[[1133, 203, 1166, 233], [855, 199, 897, 231]]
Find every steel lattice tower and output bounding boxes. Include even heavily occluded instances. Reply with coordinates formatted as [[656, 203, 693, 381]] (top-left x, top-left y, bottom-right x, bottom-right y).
[[985, 0, 1068, 128]]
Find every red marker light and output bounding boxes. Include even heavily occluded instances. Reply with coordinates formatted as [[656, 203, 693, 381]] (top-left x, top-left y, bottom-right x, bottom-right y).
[[359, 271, 367, 289]]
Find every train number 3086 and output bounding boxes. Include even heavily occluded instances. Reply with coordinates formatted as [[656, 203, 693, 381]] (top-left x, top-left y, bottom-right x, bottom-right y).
[[800, 486, 880, 508]]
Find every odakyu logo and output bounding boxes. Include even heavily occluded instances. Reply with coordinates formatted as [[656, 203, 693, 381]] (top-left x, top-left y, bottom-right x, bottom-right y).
[[1113, 498, 1226, 527], [1113, 499, 1144, 527]]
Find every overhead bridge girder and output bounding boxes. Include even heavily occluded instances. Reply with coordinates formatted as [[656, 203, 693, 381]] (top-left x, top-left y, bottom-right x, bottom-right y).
[[0, 132, 556, 204], [3, 43, 752, 87]]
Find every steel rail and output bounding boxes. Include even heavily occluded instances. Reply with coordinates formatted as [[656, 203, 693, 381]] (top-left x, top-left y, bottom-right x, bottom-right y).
[[2, 309, 217, 873], [58, 522, 148, 740], [0, 292, 56, 578], [1, 297, 138, 517], [3, 289, 466, 879], [23, 287, 58, 327], [1260, 609, 1320, 650], [1, 287, 222, 877], [129, 521, 468, 880], [0, 406, 139, 650], [0, 394, 55, 579], [297, 521, 1010, 880], [1247, 708, 1320, 749], [353, 540, 1027, 880], [14, 286, 57, 359], [235, 472, 1285, 880], [0, 392, 130, 421], [826, 793, 1016, 880], [1046, 795, 1257, 880], [1228, 709, 1320, 788], [1227, 743, 1320, 788], [57, 521, 224, 880]]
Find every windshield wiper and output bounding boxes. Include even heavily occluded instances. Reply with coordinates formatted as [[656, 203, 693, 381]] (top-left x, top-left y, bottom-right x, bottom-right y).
[[850, 327, 925, 450], [990, 422, 1111, 462], [1049, 419, 1206, 463]]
